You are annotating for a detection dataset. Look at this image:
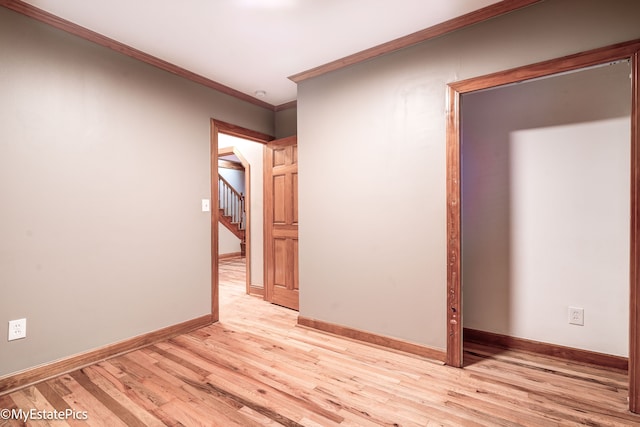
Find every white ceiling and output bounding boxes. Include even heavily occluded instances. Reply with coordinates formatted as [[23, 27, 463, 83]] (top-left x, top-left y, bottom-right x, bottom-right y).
[[22, 0, 501, 107]]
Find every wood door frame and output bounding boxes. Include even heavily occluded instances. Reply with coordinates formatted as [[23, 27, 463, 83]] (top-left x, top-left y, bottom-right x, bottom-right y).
[[210, 119, 273, 321], [218, 146, 254, 295], [445, 39, 640, 412]]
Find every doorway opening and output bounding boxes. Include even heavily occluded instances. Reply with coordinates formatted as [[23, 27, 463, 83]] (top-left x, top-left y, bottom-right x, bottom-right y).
[[210, 119, 273, 321], [462, 60, 631, 361], [445, 40, 640, 412], [218, 143, 251, 295]]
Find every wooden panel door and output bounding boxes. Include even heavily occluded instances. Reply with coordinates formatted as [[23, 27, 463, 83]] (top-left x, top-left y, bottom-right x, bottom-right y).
[[264, 136, 299, 310]]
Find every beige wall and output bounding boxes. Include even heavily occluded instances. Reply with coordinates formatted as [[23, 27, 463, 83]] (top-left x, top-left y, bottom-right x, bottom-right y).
[[218, 224, 241, 255], [0, 8, 273, 377], [297, 0, 640, 350], [275, 107, 297, 139]]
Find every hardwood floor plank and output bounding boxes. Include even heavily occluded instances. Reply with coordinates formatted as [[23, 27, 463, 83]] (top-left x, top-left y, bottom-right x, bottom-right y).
[[68, 370, 147, 427], [183, 379, 307, 427], [159, 335, 343, 425], [0, 394, 22, 427], [238, 406, 287, 426], [138, 344, 293, 427], [9, 387, 71, 427], [35, 382, 73, 414], [94, 361, 179, 426], [55, 374, 128, 427], [159, 397, 223, 427], [132, 351, 263, 426], [79, 366, 165, 427]]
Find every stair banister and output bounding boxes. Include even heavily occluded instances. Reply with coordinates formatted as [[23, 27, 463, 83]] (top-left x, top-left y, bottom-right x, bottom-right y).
[[218, 174, 245, 231]]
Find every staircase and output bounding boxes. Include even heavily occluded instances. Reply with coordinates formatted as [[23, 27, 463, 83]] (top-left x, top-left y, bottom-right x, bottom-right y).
[[218, 175, 246, 255]]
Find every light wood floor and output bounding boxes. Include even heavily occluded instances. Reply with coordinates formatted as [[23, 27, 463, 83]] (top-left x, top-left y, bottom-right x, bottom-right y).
[[1, 257, 638, 426]]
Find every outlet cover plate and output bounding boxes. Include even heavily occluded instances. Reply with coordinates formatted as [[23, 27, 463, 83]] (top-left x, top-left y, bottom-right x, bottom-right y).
[[8, 318, 26, 341], [568, 307, 584, 326]]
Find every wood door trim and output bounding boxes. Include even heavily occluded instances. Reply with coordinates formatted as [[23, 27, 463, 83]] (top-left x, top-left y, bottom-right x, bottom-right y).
[[267, 135, 297, 148], [263, 145, 270, 303], [631, 49, 640, 413], [445, 39, 640, 412], [218, 159, 244, 170], [211, 119, 273, 321], [214, 120, 274, 144], [288, 0, 542, 83], [450, 39, 640, 93], [446, 83, 462, 368]]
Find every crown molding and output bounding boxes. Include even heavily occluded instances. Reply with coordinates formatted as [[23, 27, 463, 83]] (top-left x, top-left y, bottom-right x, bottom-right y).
[[289, 0, 542, 83], [0, 0, 276, 111]]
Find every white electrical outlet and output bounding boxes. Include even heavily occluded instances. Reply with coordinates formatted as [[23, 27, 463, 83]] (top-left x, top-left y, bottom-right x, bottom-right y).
[[568, 307, 584, 326], [8, 318, 27, 341]]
